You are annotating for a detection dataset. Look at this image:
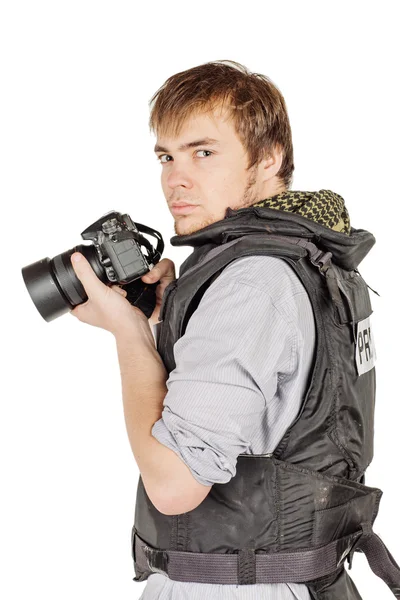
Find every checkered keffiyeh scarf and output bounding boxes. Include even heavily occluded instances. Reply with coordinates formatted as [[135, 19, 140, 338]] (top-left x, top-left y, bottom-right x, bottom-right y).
[[253, 189, 351, 234]]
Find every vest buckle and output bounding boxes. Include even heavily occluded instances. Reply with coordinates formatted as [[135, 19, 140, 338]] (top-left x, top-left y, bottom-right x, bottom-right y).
[[310, 249, 333, 273]]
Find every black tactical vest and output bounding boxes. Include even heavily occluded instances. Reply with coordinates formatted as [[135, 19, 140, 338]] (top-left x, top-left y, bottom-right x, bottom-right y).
[[131, 205, 400, 599]]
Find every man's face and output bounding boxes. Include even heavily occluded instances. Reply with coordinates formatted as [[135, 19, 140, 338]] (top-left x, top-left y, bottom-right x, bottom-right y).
[[154, 108, 265, 236]]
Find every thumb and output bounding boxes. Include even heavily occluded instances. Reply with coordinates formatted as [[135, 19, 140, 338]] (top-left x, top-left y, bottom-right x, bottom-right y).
[[71, 252, 105, 297]]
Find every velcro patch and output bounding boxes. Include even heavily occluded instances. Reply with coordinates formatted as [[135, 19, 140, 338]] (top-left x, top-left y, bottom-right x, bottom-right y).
[[355, 316, 377, 375]]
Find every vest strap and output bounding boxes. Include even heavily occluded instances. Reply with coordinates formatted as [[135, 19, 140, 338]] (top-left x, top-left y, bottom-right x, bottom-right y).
[[264, 234, 332, 271], [134, 528, 400, 596], [266, 234, 348, 321], [355, 524, 400, 598], [134, 529, 361, 584]]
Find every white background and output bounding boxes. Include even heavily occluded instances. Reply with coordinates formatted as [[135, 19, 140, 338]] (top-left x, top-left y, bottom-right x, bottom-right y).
[[1, 1, 399, 598]]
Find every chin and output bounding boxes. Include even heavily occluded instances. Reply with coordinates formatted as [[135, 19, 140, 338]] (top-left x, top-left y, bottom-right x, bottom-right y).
[[175, 222, 199, 236], [175, 221, 205, 236], [175, 214, 219, 236]]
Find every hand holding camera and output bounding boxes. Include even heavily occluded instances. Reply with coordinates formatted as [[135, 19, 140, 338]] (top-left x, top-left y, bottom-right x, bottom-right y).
[[21, 211, 165, 327], [68, 251, 149, 335]]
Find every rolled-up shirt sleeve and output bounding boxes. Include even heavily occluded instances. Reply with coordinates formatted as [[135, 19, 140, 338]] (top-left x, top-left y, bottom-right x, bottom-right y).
[[151, 265, 297, 487]]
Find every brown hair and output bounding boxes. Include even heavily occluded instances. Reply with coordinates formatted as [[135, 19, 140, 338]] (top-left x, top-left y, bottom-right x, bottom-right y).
[[148, 60, 295, 190]]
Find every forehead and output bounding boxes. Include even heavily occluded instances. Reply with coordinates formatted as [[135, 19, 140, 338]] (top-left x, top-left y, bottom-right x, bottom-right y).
[[155, 107, 239, 149]]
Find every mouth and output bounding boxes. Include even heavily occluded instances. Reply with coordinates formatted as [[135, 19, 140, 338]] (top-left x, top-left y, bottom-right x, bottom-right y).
[[171, 204, 199, 215]]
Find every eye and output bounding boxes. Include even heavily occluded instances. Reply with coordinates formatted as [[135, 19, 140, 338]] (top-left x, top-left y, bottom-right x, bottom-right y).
[[195, 150, 213, 158], [156, 154, 172, 164]]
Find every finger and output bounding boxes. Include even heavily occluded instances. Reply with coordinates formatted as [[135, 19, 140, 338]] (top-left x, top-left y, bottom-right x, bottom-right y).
[[111, 285, 128, 297], [142, 258, 175, 283], [71, 252, 106, 297]]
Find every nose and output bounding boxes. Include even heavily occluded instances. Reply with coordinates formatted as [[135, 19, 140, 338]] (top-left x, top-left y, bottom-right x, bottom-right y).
[[165, 161, 194, 190]]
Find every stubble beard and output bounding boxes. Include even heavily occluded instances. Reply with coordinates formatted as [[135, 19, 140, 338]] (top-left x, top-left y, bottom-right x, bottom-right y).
[[174, 166, 259, 236]]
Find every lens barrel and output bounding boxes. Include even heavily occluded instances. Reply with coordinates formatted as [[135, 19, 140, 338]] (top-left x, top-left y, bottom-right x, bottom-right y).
[[21, 244, 107, 322]]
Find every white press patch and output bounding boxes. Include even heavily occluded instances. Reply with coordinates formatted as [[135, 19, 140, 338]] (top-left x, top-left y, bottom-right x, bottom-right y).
[[355, 316, 377, 375]]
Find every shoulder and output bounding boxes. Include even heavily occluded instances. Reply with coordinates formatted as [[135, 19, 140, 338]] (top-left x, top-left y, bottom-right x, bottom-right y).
[[208, 254, 309, 309]]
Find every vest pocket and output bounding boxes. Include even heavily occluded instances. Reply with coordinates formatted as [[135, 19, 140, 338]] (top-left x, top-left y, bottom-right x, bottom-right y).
[[312, 492, 378, 546], [275, 459, 381, 551], [332, 331, 376, 476], [328, 267, 376, 476]]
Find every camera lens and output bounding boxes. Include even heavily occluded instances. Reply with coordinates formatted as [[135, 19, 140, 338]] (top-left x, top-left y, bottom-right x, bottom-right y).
[[21, 244, 107, 322]]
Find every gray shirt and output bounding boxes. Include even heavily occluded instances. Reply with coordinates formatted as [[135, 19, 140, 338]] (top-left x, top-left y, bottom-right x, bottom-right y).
[[139, 255, 316, 600]]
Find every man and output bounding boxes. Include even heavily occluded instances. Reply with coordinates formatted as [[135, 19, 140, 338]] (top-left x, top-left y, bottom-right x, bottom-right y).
[[70, 61, 400, 599]]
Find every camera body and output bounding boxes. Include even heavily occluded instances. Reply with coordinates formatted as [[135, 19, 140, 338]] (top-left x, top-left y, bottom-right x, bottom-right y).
[[81, 210, 155, 284], [21, 210, 164, 322]]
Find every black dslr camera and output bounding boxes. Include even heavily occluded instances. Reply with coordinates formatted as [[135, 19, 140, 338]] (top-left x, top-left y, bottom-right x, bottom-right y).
[[21, 210, 164, 322]]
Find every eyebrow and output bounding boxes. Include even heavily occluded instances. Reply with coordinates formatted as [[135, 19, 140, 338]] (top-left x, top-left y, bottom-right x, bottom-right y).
[[154, 137, 220, 153]]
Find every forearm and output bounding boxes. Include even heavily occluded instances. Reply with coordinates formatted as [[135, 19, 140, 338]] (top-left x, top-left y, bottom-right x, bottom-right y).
[[113, 315, 195, 508]]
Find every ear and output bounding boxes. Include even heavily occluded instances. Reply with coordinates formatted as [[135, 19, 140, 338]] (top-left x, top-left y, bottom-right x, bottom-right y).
[[259, 145, 283, 182]]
